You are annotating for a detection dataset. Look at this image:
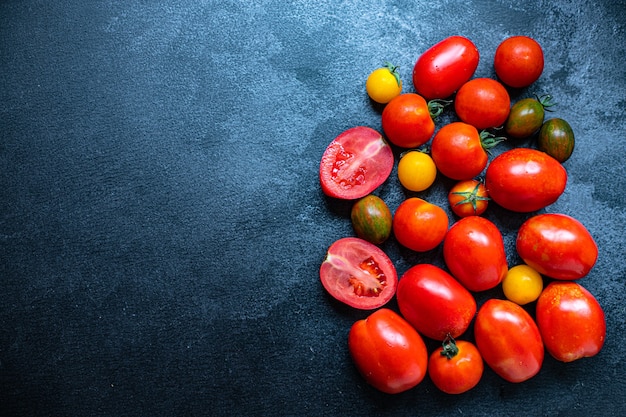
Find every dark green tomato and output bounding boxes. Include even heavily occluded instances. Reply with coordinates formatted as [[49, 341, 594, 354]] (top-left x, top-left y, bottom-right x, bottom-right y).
[[504, 97, 546, 139], [350, 195, 392, 245], [537, 118, 575, 163]]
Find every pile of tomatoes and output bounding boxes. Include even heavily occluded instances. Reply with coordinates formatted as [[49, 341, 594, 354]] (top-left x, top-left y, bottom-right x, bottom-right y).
[[318, 35, 606, 395]]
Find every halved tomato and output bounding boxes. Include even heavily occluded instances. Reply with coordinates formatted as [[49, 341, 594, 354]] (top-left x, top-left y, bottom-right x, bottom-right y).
[[320, 237, 398, 310], [319, 126, 394, 200]]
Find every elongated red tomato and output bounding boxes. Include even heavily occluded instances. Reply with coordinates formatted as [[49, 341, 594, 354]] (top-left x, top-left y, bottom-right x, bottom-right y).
[[443, 216, 508, 292], [474, 299, 544, 383], [396, 264, 476, 341], [349, 308, 428, 394], [320, 237, 397, 310], [381, 93, 435, 149], [412, 36, 480, 100], [485, 148, 567, 212], [516, 213, 598, 280], [319, 126, 394, 200]]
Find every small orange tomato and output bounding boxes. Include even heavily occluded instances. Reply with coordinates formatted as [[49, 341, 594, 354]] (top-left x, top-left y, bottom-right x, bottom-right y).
[[392, 197, 449, 252], [448, 179, 489, 217], [428, 335, 484, 394]]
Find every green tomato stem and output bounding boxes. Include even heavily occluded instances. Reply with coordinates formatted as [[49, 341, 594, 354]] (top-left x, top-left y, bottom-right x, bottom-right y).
[[383, 61, 401, 88], [440, 334, 459, 360], [428, 99, 453, 118]]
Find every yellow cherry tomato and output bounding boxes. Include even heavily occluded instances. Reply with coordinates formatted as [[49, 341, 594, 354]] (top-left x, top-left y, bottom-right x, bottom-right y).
[[502, 264, 544, 305], [397, 151, 437, 192], [366, 62, 402, 104]]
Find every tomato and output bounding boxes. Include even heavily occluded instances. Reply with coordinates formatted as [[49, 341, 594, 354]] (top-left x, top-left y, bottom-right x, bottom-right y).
[[454, 78, 511, 130], [392, 197, 449, 252], [319, 126, 394, 200], [366, 62, 403, 104], [494, 36, 544, 88], [396, 264, 476, 341], [319, 237, 397, 310], [397, 150, 437, 192], [412, 35, 480, 100], [443, 216, 508, 292], [516, 213, 598, 280], [448, 179, 489, 217], [431, 122, 504, 180], [474, 299, 544, 383], [484, 147, 567, 212], [502, 264, 543, 305], [428, 335, 484, 394], [350, 195, 392, 245], [381, 93, 437, 149], [348, 308, 428, 394], [536, 282, 606, 362], [504, 95, 555, 139], [537, 118, 575, 163]]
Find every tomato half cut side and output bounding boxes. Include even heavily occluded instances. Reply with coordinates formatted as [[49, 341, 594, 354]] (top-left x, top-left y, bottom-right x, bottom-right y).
[[320, 237, 398, 310], [319, 126, 394, 200]]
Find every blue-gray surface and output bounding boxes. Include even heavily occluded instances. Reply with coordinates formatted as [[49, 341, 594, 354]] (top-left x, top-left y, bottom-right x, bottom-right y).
[[1, 1, 625, 416]]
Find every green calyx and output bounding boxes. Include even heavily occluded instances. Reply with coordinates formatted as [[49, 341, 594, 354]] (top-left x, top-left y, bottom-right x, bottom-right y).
[[451, 181, 490, 212], [440, 334, 459, 360], [479, 130, 506, 154], [383, 61, 401, 88], [428, 99, 453, 118], [535, 93, 556, 111]]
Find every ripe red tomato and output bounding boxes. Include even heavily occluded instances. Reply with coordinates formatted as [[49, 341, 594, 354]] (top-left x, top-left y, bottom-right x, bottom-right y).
[[443, 216, 508, 292], [381, 93, 435, 148], [536, 282, 606, 362], [319, 237, 397, 310], [392, 197, 449, 252], [474, 299, 544, 383], [448, 179, 489, 217], [428, 335, 484, 394], [431, 122, 504, 180], [454, 78, 511, 129], [485, 147, 567, 212], [516, 213, 598, 280], [396, 264, 476, 341], [348, 308, 428, 394], [494, 36, 544, 88], [412, 35, 480, 100], [319, 126, 394, 200]]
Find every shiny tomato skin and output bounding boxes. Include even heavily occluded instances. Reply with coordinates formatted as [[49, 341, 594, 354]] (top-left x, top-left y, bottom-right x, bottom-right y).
[[412, 35, 480, 100], [319, 126, 394, 200], [448, 180, 489, 217], [454, 78, 511, 130], [428, 338, 484, 394], [443, 216, 508, 292], [516, 213, 598, 280], [537, 118, 575, 163], [320, 237, 397, 310], [536, 282, 606, 362], [431, 122, 488, 180], [474, 299, 544, 383], [348, 308, 428, 394], [350, 195, 392, 244], [392, 198, 449, 252], [494, 36, 544, 88], [504, 97, 546, 139], [396, 264, 477, 341], [382, 93, 435, 148], [485, 148, 567, 212]]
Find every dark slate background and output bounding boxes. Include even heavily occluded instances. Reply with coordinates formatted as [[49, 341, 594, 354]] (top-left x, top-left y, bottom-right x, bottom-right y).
[[1, 1, 625, 416]]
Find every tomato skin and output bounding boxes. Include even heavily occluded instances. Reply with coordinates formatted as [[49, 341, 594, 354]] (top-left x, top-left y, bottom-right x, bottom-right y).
[[431, 122, 489, 180], [443, 216, 508, 292], [448, 180, 489, 217], [382, 93, 435, 148], [319, 126, 394, 200], [412, 35, 480, 100], [537, 118, 575, 163], [428, 337, 484, 394], [397, 150, 437, 192], [536, 282, 606, 362], [485, 148, 567, 212], [392, 198, 449, 252], [350, 195, 392, 245], [396, 264, 477, 341], [494, 36, 544, 88], [504, 97, 548, 139], [474, 299, 544, 383], [320, 237, 398, 310], [516, 213, 598, 280], [348, 308, 428, 394], [454, 78, 511, 130], [366, 62, 403, 104]]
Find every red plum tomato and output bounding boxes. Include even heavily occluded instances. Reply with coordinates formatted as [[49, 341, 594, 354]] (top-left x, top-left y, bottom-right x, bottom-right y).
[[350, 195, 392, 245], [382, 93, 435, 148], [454, 78, 511, 129], [448, 180, 489, 217], [428, 336, 484, 394], [494, 36, 544, 88], [392, 198, 449, 252]]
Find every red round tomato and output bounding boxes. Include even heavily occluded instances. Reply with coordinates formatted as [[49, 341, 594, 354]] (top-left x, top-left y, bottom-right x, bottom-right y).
[[516, 213, 598, 280], [536, 282, 606, 362], [448, 179, 489, 217], [428, 335, 484, 394], [454, 78, 511, 129], [431, 122, 504, 180], [382, 93, 435, 148], [319, 237, 397, 310], [392, 198, 449, 252], [319, 126, 394, 200], [396, 264, 476, 341], [412, 35, 480, 100], [474, 299, 544, 383], [348, 308, 428, 394], [494, 36, 544, 88], [485, 147, 567, 212]]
